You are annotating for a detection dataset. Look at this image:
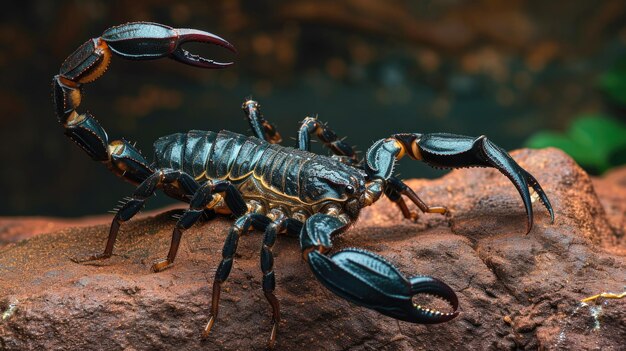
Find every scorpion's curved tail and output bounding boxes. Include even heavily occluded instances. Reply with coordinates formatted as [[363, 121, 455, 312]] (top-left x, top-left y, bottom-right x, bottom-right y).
[[52, 22, 236, 184]]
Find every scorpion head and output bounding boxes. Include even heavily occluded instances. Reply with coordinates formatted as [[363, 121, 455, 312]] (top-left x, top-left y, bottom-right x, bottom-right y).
[[299, 158, 366, 218]]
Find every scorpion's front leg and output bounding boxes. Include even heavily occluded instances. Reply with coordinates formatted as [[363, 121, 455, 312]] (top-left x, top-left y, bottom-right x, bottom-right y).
[[366, 133, 554, 232], [297, 116, 359, 164], [301, 214, 459, 324], [385, 176, 448, 221], [242, 100, 282, 143]]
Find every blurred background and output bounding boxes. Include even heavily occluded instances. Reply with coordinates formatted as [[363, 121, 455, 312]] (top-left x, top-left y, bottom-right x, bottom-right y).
[[1, 0, 625, 217]]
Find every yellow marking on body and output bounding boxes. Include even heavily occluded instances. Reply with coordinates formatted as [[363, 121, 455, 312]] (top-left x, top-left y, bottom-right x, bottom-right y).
[[205, 193, 222, 210], [410, 139, 422, 160], [393, 139, 406, 159], [65, 111, 83, 126], [108, 140, 125, 155], [69, 88, 82, 108], [198, 162, 347, 207], [57, 75, 79, 88], [77, 39, 112, 84], [194, 170, 207, 181], [249, 172, 347, 205]]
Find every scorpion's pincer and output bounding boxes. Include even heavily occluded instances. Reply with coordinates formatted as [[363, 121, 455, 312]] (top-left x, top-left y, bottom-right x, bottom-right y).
[[306, 248, 459, 324], [100, 22, 236, 68]]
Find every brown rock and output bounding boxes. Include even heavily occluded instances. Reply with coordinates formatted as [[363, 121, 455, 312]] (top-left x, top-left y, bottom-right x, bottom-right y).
[[0, 148, 624, 350], [592, 167, 626, 253], [0, 216, 109, 248]]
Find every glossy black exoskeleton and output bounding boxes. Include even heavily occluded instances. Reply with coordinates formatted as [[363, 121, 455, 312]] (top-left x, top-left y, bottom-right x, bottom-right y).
[[53, 22, 554, 350]]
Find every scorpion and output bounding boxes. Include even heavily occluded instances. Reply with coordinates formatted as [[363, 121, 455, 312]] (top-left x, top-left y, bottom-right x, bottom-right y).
[[52, 22, 554, 348]]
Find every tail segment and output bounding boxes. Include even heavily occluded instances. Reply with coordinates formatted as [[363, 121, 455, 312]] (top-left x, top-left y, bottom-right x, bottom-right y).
[[52, 22, 236, 184]]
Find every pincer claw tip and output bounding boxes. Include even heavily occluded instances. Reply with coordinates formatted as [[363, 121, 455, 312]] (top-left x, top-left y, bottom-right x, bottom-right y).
[[101, 22, 236, 68], [171, 28, 236, 68]]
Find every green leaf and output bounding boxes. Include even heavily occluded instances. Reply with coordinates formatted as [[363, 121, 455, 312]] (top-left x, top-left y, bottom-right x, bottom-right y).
[[525, 115, 626, 173], [599, 59, 626, 106], [526, 131, 602, 168], [569, 114, 626, 144]]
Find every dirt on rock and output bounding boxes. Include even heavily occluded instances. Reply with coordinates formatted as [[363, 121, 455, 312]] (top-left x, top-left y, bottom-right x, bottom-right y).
[[0, 148, 624, 350]]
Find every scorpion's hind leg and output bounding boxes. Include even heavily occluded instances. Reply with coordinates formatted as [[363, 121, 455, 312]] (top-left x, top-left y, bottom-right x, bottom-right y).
[[71, 169, 200, 264], [204, 212, 271, 336], [301, 214, 459, 324], [152, 180, 248, 272], [242, 100, 282, 143]]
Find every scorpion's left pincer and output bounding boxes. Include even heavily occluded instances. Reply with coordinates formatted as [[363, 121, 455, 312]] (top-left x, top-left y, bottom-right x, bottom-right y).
[[301, 214, 458, 324]]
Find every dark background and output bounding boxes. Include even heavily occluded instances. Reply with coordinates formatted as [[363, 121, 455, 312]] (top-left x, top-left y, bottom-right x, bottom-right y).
[[1, 0, 625, 216]]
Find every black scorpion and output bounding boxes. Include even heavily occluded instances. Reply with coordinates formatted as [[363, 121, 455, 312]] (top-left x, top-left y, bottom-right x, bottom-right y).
[[52, 22, 555, 349]]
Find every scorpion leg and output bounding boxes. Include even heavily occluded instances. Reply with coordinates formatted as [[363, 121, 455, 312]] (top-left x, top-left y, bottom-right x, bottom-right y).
[[204, 213, 270, 337], [384, 176, 447, 221], [72, 169, 200, 264], [152, 180, 248, 272], [301, 214, 459, 323], [242, 99, 282, 143], [365, 133, 554, 233], [297, 116, 359, 164], [258, 211, 302, 349]]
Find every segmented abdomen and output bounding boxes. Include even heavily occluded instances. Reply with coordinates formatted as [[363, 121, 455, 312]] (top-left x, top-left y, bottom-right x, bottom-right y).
[[153, 130, 312, 198]]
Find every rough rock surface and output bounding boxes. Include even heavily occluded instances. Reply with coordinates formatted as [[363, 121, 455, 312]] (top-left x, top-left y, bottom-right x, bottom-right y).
[[0, 148, 624, 351], [0, 215, 112, 248]]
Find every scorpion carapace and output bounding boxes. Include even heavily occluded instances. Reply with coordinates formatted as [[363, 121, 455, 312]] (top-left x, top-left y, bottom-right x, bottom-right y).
[[53, 22, 555, 349]]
